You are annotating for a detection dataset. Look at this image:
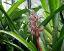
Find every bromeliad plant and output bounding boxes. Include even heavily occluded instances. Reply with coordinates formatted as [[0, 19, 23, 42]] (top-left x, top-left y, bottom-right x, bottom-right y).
[[0, 0, 64, 51]]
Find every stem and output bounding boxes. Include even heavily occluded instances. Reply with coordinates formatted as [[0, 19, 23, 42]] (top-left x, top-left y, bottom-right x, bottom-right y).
[[36, 30, 42, 51]]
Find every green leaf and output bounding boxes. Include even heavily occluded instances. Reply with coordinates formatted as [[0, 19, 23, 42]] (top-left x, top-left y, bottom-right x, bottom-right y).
[[48, 0, 60, 50], [4, 40, 24, 51], [40, 0, 53, 35], [60, 25, 64, 38], [0, 5, 17, 31], [40, 0, 49, 13], [43, 29, 52, 43], [55, 25, 64, 51], [33, 6, 41, 12], [39, 4, 64, 26], [52, 13, 59, 47], [0, 30, 37, 51], [9, 8, 28, 21], [52, 25, 64, 51], [7, 0, 24, 15], [48, 0, 60, 12]]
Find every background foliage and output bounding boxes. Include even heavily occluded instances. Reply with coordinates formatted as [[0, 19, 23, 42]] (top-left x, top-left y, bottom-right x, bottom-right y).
[[0, 0, 64, 51]]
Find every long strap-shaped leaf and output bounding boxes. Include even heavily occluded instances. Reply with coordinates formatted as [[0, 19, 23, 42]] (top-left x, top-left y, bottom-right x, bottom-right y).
[[0, 5, 17, 31], [39, 4, 64, 26], [4, 40, 24, 51], [48, 0, 60, 48], [40, 0, 53, 35], [40, 0, 49, 13], [0, 0, 24, 31], [7, 0, 24, 15], [52, 25, 64, 51], [0, 30, 37, 51], [48, 0, 60, 12]]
